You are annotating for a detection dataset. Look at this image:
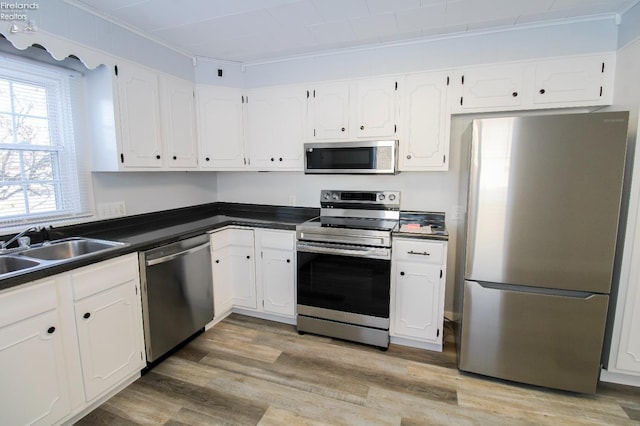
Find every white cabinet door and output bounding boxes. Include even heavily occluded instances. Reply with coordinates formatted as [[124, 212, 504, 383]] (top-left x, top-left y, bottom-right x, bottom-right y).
[[355, 77, 398, 139], [401, 72, 451, 171], [309, 82, 350, 140], [161, 75, 198, 169], [0, 280, 71, 426], [116, 62, 163, 168], [74, 280, 144, 402], [245, 86, 306, 170], [393, 261, 442, 342], [196, 85, 245, 169], [456, 63, 526, 111], [211, 228, 257, 310], [211, 243, 235, 320], [257, 230, 295, 317], [533, 56, 607, 105]]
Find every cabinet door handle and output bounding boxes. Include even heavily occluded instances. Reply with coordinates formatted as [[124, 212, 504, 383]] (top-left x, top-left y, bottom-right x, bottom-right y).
[[408, 250, 430, 256], [271, 158, 275, 161], [205, 157, 210, 162], [215, 259, 220, 264], [360, 125, 365, 130], [279, 158, 283, 161], [341, 127, 345, 132], [173, 155, 177, 160], [406, 154, 412, 160], [83, 312, 91, 319], [512, 92, 518, 97], [246, 255, 251, 259], [539, 89, 546, 94], [156, 155, 161, 160], [47, 326, 56, 334], [286, 259, 291, 263], [400, 272, 405, 276]]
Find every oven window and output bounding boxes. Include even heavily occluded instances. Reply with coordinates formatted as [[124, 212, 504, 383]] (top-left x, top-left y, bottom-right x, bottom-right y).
[[297, 251, 390, 318], [306, 147, 377, 170]]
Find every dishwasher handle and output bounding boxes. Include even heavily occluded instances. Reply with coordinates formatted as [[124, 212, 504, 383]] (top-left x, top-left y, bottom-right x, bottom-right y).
[[145, 241, 210, 267]]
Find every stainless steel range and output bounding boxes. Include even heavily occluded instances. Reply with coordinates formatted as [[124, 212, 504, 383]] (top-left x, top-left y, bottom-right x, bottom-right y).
[[296, 189, 400, 349]]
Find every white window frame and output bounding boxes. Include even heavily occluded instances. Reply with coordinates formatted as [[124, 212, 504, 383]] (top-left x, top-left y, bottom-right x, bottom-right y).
[[0, 55, 90, 230]]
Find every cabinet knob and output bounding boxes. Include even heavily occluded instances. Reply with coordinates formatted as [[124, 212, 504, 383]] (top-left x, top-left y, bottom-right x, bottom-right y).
[[341, 127, 345, 132], [83, 312, 91, 319], [215, 259, 220, 264], [156, 155, 161, 160], [406, 154, 412, 160], [271, 158, 275, 161], [173, 155, 177, 160], [512, 92, 518, 97], [539, 89, 546, 94], [286, 259, 291, 263], [279, 158, 283, 162], [246, 255, 251, 259], [360, 125, 365, 130], [205, 157, 210, 162], [400, 272, 405, 276], [47, 326, 56, 334]]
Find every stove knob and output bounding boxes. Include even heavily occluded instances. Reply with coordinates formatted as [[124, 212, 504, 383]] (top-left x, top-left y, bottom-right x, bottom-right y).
[[323, 192, 331, 200], [332, 194, 339, 200], [378, 194, 386, 201], [389, 194, 396, 201]]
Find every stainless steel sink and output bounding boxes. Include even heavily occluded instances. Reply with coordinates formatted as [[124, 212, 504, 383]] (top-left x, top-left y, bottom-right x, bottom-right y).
[[0, 256, 41, 274], [18, 237, 126, 261]]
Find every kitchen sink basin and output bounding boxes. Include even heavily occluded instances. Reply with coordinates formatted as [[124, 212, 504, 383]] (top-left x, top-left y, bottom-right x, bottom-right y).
[[18, 237, 126, 261], [0, 256, 40, 274]]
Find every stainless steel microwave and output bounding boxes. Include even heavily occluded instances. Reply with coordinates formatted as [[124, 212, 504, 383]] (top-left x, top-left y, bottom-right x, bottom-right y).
[[304, 140, 398, 175]]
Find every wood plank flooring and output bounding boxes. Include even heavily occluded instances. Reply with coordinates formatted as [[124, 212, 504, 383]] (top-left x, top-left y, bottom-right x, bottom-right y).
[[76, 314, 640, 425]]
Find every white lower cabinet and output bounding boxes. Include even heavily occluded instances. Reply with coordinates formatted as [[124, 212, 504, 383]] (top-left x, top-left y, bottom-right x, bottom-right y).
[[0, 279, 71, 426], [0, 253, 145, 425], [210, 227, 296, 323], [390, 238, 447, 351], [71, 254, 145, 402]]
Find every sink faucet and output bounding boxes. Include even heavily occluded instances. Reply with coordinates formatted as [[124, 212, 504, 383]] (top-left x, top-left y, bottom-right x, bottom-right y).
[[1, 227, 38, 250]]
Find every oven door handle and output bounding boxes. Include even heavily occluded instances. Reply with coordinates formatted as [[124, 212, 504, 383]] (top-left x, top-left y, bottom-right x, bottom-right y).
[[297, 241, 390, 260]]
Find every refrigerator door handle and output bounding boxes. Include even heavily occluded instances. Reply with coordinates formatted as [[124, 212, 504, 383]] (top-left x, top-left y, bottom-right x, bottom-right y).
[[471, 281, 596, 299]]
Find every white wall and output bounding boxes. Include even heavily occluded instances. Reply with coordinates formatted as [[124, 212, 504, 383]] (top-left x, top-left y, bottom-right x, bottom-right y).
[[91, 172, 217, 216]]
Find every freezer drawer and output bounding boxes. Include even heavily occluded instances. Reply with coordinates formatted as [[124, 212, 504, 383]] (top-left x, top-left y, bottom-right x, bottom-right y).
[[459, 280, 608, 393]]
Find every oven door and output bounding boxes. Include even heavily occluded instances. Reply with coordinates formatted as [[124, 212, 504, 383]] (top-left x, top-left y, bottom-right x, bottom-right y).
[[296, 241, 391, 320]]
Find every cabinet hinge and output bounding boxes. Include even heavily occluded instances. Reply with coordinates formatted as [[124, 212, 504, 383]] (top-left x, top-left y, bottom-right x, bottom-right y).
[[140, 352, 143, 361], [394, 124, 397, 133], [461, 75, 464, 84], [114, 65, 118, 76], [135, 285, 138, 295], [437, 329, 440, 337], [313, 129, 316, 137], [440, 269, 443, 278], [446, 76, 450, 86], [460, 96, 463, 106], [120, 153, 124, 163], [313, 90, 316, 98], [306, 90, 309, 98], [600, 86, 603, 97], [262, 300, 264, 307], [602, 62, 605, 73], [442, 155, 446, 164], [395, 81, 398, 90]]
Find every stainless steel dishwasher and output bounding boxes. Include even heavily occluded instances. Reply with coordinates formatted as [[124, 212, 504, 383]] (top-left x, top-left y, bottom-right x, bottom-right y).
[[139, 233, 214, 363]]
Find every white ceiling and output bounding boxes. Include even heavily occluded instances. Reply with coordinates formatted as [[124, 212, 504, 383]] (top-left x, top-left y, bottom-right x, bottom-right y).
[[67, 0, 639, 63]]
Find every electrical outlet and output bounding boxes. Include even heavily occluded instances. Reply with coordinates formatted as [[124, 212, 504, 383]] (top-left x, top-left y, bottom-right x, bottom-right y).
[[97, 201, 127, 218]]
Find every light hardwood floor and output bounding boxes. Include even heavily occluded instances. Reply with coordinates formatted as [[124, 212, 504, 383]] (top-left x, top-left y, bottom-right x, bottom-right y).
[[77, 314, 640, 425]]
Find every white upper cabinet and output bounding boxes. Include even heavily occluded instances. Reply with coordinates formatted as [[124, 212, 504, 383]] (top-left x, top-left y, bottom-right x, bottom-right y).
[[400, 72, 451, 171], [355, 77, 399, 139], [532, 56, 611, 105], [454, 63, 526, 111], [309, 77, 399, 141], [244, 86, 307, 170], [115, 62, 164, 168], [452, 53, 614, 113], [160, 75, 198, 169], [196, 85, 246, 170]]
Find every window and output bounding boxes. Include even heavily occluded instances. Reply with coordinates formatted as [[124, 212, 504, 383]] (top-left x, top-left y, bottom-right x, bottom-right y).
[[0, 55, 89, 228]]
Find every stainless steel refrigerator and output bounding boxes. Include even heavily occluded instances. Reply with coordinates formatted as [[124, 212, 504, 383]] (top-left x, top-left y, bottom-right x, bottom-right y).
[[458, 111, 629, 394]]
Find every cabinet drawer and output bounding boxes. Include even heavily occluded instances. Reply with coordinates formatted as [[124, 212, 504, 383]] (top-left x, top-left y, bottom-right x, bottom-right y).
[[72, 254, 139, 300], [259, 230, 294, 250], [0, 279, 57, 328], [393, 239, 445, 264], [210, 227, 254, 250]]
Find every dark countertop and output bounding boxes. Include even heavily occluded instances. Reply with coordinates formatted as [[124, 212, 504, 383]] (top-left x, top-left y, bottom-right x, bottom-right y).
[[0, 202, 448, 292], [0, 202, 319, 292], [393, 211, 449, 241]]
